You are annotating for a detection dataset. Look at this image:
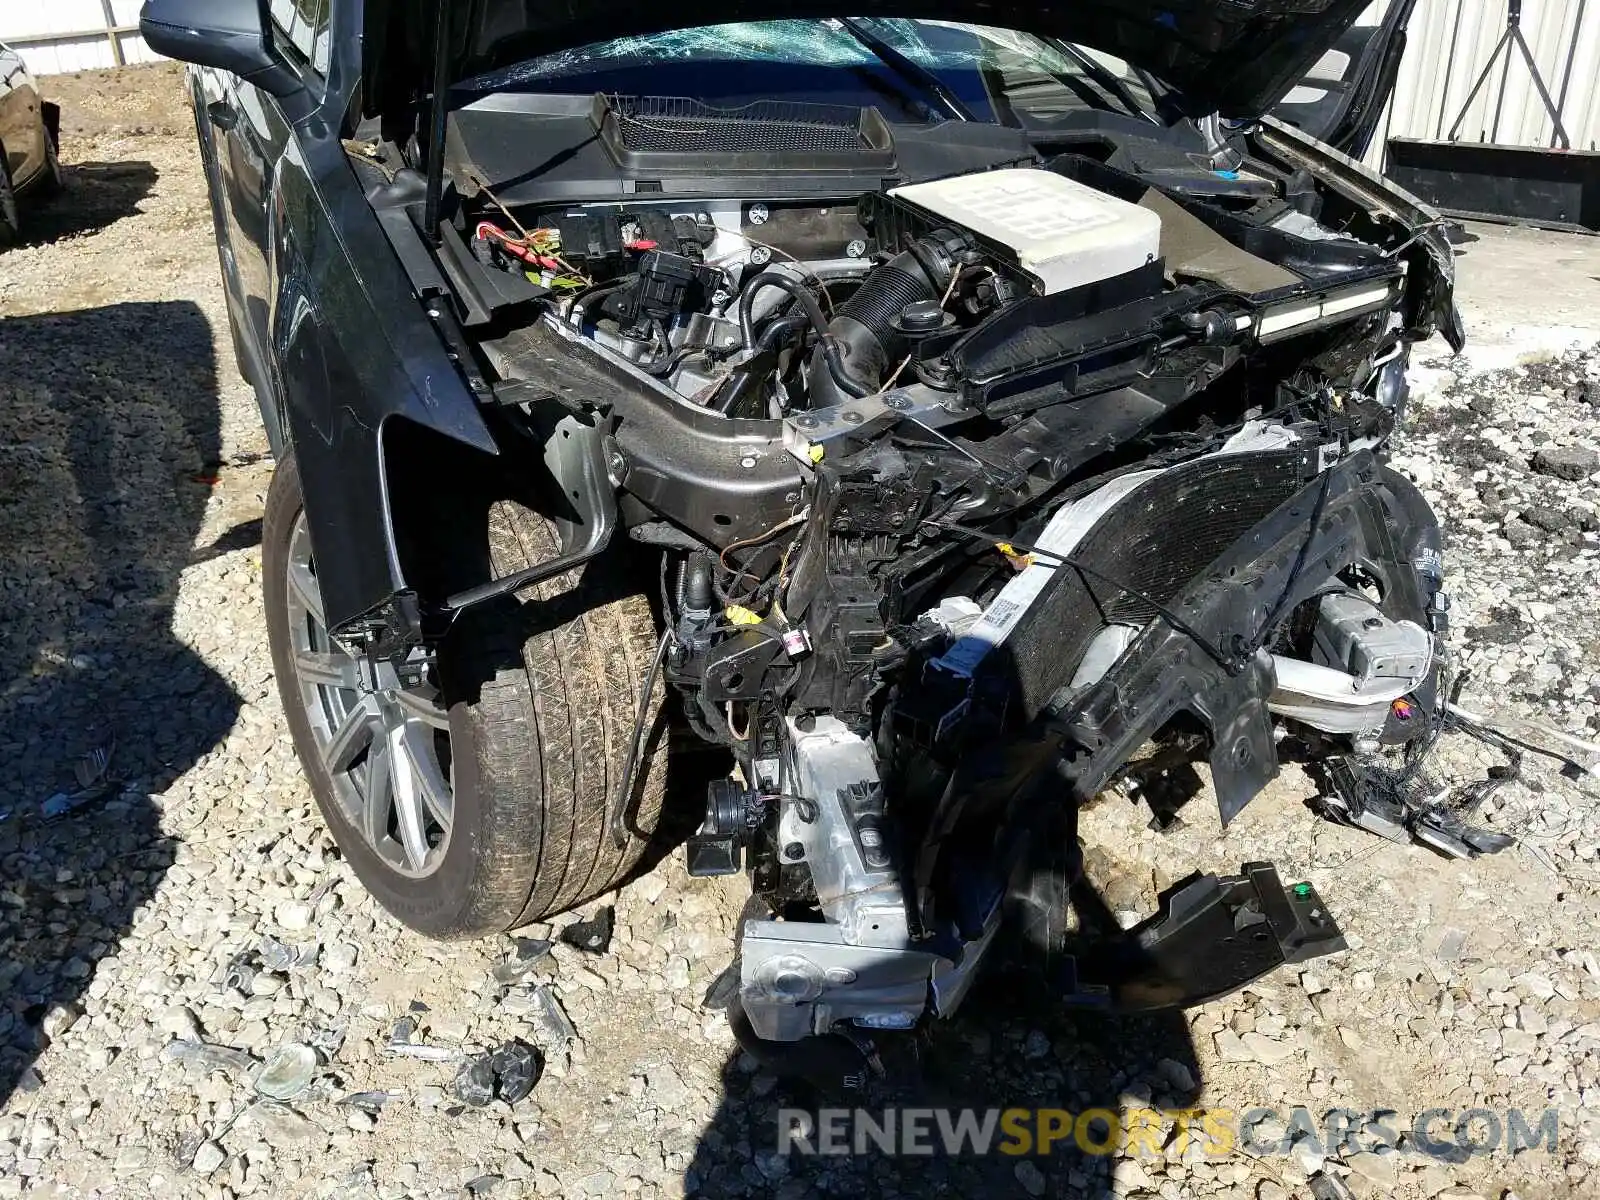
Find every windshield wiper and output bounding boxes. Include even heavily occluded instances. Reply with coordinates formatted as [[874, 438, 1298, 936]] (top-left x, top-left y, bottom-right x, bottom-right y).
[[836, 18, 976, 122], [1044, 37, 1160, 125]]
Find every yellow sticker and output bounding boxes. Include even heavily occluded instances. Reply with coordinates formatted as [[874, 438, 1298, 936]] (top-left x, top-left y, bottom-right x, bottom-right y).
[[725, 605, 764, 626]]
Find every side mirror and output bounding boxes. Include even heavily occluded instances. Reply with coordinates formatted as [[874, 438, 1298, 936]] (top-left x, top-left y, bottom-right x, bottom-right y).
[[139, 0, 302, 98]]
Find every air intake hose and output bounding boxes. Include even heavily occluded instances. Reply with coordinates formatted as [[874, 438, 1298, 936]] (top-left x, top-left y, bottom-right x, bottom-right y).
[[814, 228, 967, 399]]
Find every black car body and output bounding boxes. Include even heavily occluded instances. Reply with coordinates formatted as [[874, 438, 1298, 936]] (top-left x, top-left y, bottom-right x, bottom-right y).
[[0, 40, 64, 241], [145, 0, 1464, 1083]]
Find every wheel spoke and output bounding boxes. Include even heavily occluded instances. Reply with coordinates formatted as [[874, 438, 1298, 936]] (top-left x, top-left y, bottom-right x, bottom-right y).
[[363, 734, 394, 848], [387, 724, 432, 872], [286, 556, 325, 626], [294, 648, 357, 691], [392, 683, 450, 731], [399, 721, 454, 828], [322, 699, 375, 775]]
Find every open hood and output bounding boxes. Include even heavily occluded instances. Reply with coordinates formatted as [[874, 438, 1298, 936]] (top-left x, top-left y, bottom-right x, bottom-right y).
[[364, 0, 1374, 123]]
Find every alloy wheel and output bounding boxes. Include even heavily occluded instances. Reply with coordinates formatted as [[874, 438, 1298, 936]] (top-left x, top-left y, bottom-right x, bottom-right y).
[[283, 513, 454, 876]]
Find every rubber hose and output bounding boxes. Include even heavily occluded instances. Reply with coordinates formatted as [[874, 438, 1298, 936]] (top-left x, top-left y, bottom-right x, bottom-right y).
[[574, 279, 631, 327], [683, 553, 715, 612], [738, 273, 829, 346], [738, 273, 870, 399], [754, 312, 808, 355], [643, 345, 698, 377]]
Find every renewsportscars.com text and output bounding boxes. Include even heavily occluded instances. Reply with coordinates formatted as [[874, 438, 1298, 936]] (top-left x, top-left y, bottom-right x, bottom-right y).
[[776, 1106, 1561, 1160]]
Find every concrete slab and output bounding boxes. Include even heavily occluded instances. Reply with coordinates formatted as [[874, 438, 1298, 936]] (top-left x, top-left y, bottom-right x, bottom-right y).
[[1443, 221, 1600, 367]]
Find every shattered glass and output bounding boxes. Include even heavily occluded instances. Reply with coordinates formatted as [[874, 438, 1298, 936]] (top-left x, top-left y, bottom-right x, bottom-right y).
[[459, 19, 1151, 119]]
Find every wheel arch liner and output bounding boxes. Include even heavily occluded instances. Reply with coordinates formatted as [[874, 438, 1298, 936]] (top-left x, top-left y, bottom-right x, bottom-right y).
[[1042, 450, 1439, 825]]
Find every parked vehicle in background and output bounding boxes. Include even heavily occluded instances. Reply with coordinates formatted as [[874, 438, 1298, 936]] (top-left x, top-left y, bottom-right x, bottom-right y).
[[145, 0, 1475, 1090], [0, 40, 63, 243]]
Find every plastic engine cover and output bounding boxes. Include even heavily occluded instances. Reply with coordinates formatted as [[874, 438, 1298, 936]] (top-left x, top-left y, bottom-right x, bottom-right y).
[[888, 168, 1161, 294]]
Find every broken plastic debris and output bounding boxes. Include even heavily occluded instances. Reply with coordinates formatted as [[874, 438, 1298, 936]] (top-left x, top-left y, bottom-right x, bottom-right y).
[[73, 735, 115, 790], [308, 1022, 347, 1060], [511, 935, 552, 959], [492, 1039, 542, 1103], [40, 786, 112, 821], [388, 1040, 457, 1062], [452, 1039, 544, 1107], [701, 962, 740, 1012], [222, 950, 257, 993], [258, 936, 319, 972], [559, 906, 614, 954], [306, 876, 335, 907], [525, 984, 577, 1051], [492, 937, 553, 984], [386, 1016, 459, 1062], [1321, 733, 1519, 859], [337, 1090, 402, 1113], [1309, 1172, 1357, 1200], [498, 988, 541, 1017], [163, 1039, 258, 1077], [40, 793, 79, 820], [254, 1042, 318, 1100], [40, 736, 120, 820], [241, 1100, 318, 1143], [1435, 927, 1469, 962], [452, 1056, 497, 1107]]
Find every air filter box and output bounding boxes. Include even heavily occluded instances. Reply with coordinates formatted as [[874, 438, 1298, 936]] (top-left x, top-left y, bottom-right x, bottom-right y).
[[888, 168, 1161, 295]]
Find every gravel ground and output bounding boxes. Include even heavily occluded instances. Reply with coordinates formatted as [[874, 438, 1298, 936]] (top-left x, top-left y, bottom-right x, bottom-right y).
[[3, 64, 1600, 1200]]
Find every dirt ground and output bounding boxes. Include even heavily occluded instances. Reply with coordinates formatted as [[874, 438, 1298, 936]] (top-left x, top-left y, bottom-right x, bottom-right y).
[[2, 64, 1598, 1200]]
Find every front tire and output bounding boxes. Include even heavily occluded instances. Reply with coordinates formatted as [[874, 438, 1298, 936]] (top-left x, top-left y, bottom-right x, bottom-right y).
[[263, 454, 667, 938], [0, 152, 19, 246], [34, 122, 64, 199]]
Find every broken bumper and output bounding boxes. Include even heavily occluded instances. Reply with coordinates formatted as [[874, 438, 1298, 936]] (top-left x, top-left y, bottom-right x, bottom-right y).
[[731, 860, 1346, 1089], [732, 449, 1427, 1060], [1072, 862, 1347, 1010]]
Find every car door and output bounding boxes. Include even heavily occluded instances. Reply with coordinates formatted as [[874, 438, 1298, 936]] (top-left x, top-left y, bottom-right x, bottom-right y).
[[205, 0, 332, 399], [1268, 0, 1418, 159]]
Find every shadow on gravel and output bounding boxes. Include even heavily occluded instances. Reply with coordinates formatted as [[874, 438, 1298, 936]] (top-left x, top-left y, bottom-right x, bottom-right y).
[[0, 300, 238, 1105], [11, 160, 158, 248], [686, 877, 1202, 1199]]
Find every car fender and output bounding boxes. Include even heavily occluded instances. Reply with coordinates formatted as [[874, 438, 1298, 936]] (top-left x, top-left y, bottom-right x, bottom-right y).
[[266, 126, 497, 643]]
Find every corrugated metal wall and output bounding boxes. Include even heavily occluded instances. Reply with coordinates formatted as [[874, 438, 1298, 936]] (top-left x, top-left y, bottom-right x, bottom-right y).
[[0, 0, 158, 74], [1365, 0, 1599, 165]]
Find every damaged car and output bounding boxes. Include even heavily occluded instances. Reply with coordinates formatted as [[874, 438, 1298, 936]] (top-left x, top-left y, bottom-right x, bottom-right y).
[[144, 0, 1469, 1086]]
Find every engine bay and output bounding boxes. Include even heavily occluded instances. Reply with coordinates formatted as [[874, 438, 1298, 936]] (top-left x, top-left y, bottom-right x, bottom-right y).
[[463, 143, 1411, 428]]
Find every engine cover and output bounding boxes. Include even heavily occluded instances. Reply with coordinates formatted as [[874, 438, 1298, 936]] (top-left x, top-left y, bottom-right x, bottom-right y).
[[889, 168, 1161, 294]]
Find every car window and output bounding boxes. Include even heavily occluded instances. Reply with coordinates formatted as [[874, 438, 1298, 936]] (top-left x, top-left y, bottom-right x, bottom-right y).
[[458, 19, 1156, 126], [269, 0, 332, 76]]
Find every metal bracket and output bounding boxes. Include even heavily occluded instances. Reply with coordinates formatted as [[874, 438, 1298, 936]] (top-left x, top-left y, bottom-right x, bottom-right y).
[[443, 408, 618, 612], [1445, 0, 1572, 149]]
